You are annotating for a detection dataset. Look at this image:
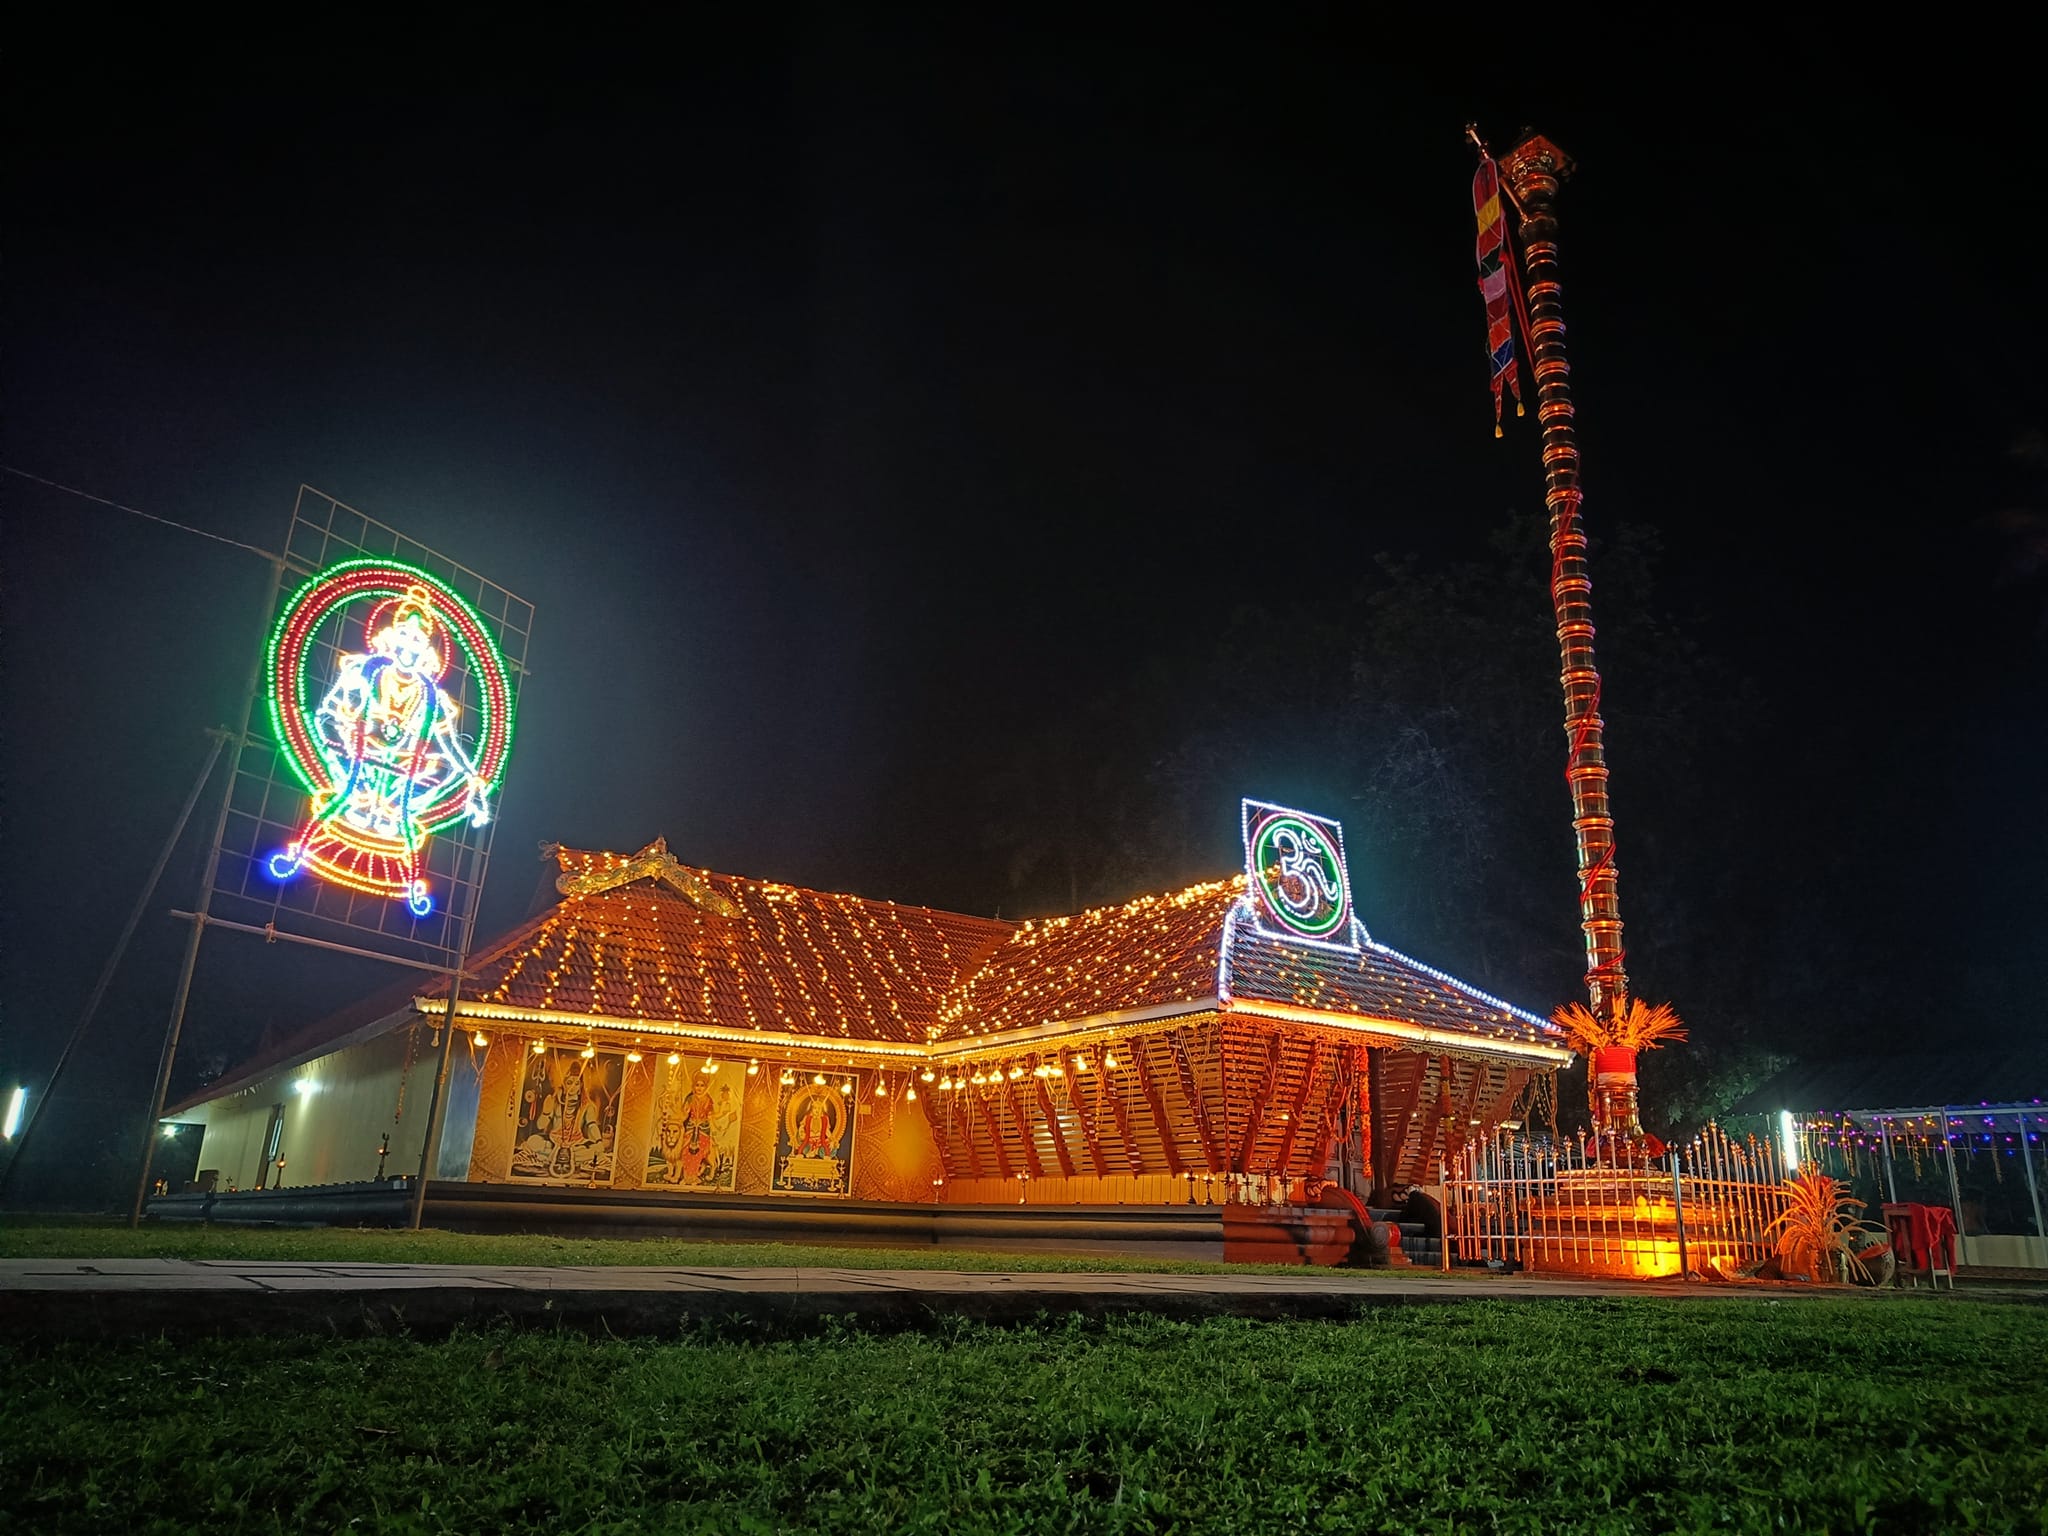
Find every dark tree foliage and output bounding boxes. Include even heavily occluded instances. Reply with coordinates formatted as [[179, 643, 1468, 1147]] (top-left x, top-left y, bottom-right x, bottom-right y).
[[980, 514, 1787, 1134]]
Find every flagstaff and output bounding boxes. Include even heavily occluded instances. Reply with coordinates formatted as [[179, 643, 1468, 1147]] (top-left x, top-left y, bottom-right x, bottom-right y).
[[1471, 128, 1680, 1148]]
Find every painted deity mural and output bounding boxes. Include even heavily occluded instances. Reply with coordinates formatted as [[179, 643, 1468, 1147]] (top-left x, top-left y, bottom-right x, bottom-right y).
[[644, 1056, 748, 1191], [511, 1048, 625, 1184], [771, 1073, 859, 1196]]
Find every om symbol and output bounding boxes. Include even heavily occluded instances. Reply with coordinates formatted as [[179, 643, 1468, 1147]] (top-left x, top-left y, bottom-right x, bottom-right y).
[[1269, 825, 1340, 918], [1249, 809, 1350, 940]]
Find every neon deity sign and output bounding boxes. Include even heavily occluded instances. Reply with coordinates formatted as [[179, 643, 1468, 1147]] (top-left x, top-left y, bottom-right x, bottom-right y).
[[1241, 799, 1357, 950], [266, 558, 515, 916]]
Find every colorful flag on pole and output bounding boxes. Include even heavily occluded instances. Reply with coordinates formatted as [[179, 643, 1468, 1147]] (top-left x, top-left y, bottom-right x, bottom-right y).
[[1472, 157, 1525, 436]]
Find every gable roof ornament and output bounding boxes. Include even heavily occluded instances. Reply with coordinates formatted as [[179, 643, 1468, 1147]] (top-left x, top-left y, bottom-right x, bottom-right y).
[[544, 836, 742, 916]]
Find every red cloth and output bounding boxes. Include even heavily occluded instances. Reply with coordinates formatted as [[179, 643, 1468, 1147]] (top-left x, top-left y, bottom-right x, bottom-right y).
[[1883, 1203, 1957, 1272], [1590, 1046, 1638, 1079]]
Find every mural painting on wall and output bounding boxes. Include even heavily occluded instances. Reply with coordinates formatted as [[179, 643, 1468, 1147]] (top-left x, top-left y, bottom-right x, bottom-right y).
[[645, 1056, 748, 1192], [771, 1072, 859, 1196], [512, 1048, 626, 1185]]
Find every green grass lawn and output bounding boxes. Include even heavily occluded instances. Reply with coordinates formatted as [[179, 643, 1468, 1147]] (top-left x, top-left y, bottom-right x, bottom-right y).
[[0, 1218, 1334, 1275], [4, 1299, 2044, 1534]]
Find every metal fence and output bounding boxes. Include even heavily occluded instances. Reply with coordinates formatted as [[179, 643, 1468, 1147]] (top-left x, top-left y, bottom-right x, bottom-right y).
[[1445, 1123, 1789, 1279]]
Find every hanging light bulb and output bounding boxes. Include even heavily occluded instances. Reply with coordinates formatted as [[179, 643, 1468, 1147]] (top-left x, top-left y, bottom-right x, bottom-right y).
[[580, 1043, 597, 1060], [971, 1069, 987, 1085], [1007, 1063, 1025, 1081], [920, 1068, 935, 1083], [838, 1080, 852, 1096], [1032, 1062, 1050, 1079], [626, 1049, 643, 1063], [668, 1052, 683, 1066], [874, 1077, 887, 1096], [472, 1030, 489, 1047], [813, 1073, 827, 1087], [747, 1059, 760, 1076], [1073, 1055, 1090, 1072], [905, 1084, 917, 1101], [532, 1041, 548, 1055], [780, 1066, 796, 1086], [1104, 1052, 1120, 1070], [701, 1056, 718, 1074]]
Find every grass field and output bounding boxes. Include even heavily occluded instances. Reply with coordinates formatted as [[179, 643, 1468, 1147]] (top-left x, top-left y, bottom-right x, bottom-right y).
[[0, 1219, 1325, 1274], [5, 1297, 2044, 1534]]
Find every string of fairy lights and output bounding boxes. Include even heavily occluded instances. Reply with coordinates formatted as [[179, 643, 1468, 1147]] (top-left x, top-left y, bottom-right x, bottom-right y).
[[1790, 1109, 2045, 1184]]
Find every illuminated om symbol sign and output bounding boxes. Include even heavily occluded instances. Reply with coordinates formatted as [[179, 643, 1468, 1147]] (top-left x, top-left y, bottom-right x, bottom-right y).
[[1250, 810, 1350, 940], [1269, 825, 1340, 918]]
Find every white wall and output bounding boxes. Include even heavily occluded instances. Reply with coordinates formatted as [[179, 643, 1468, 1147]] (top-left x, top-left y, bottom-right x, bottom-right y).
[[182, 1020, 480, 1190]]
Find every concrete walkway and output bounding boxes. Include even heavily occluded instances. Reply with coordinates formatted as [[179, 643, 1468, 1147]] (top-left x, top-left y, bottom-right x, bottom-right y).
[[0, 1258, 1871, 1338]]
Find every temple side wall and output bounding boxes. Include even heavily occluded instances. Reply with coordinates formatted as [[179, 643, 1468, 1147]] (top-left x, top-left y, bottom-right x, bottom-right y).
[[184, 1017, 478, 1191]]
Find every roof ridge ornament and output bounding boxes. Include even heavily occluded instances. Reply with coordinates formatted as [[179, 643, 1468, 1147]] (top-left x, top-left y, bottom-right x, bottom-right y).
[[549, 836, 742, 916]]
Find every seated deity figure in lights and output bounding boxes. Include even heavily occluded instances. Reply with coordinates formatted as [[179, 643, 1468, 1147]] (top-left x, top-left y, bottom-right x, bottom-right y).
[[269, 586, 491, 916]]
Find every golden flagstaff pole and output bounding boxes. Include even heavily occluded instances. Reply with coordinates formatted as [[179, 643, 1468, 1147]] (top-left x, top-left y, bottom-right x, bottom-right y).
[[1472, 128, 1684, 1149]]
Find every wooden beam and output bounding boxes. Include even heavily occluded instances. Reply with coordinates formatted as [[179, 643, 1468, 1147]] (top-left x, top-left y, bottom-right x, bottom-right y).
[[1440, 1059, 1488, 1168], [975, 1093, 1011, 1181], [1104, 1065, 1144, 1175], [1235, 1033, 1284, 1172], [1129, 1041, 1185, 1177], [927, 1093, 977, 1180], [1369, 1050, 1418, 1203], [1404, 1056, 1454, 1185], [1167, 1030, 1224, 1174], [1001, 1079, 1044, 1179], [1271, 1039, 1322, 1175], [1304, 1046, 1360, 1186], [1474, 1066, 1530, 1131], [1033, 1078, 1076, 1178], [1063, 1067, 1112, 1178]]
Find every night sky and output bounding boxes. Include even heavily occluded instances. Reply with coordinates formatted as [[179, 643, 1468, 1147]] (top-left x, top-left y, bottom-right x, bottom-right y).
[[4, 24, 2043, 1183]]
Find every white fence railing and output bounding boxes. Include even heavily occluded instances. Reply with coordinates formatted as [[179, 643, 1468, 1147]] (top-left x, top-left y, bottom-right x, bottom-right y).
[[1445, 1123, 1789, 1279]]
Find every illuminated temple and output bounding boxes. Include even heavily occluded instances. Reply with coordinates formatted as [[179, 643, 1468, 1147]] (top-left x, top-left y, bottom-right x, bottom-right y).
[[166, 806, 1569, 1261]]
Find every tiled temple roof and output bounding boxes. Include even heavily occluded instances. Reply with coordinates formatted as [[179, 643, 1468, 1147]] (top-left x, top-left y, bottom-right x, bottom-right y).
[[933, 873, 1561, 1055], [1224, 911, 1562, 1052], [937, 879, 1241, 1041], [195, 841, 1566, 1097], [450, 842, 1014, 1045]]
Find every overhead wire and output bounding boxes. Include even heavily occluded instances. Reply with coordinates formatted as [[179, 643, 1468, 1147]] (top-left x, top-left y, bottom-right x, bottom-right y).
[[2, 465, 276, 559]]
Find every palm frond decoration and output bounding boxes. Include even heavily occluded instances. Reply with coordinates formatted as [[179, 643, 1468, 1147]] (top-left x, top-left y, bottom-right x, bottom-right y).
[[1550, 998, 1689, 1054], [1769, 1170, 1885, 1284]]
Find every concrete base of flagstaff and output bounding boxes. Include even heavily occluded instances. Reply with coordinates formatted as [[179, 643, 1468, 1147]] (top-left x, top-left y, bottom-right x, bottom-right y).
[[0, 1259, 1890, 1341], [145, 1181, 1361, 1266]]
